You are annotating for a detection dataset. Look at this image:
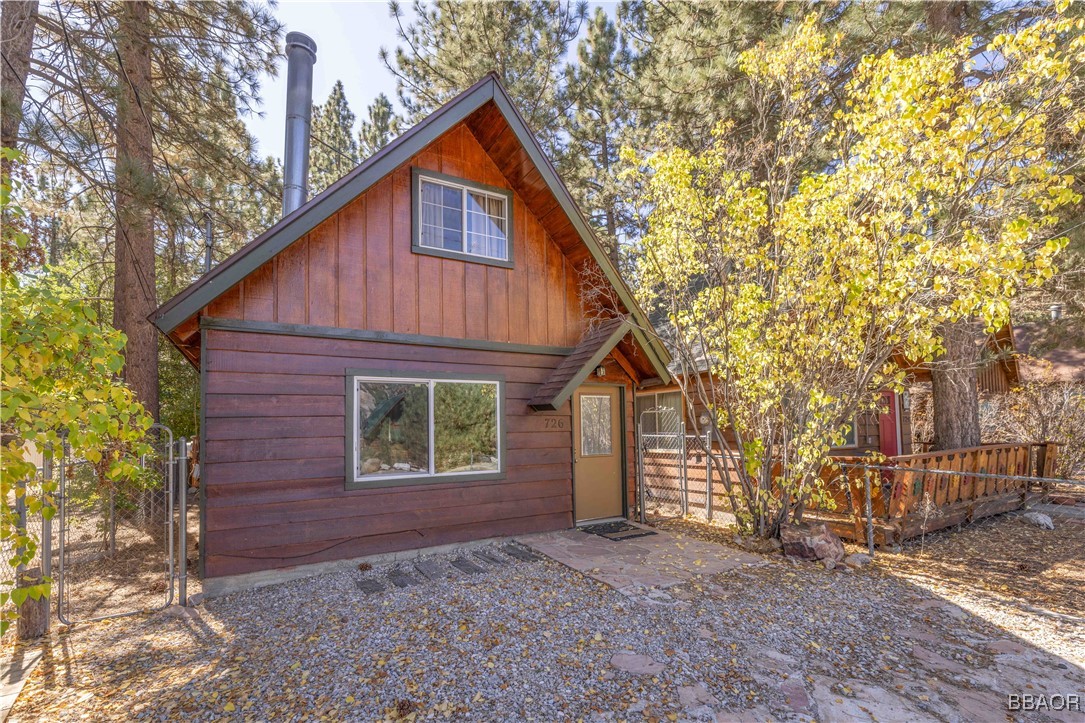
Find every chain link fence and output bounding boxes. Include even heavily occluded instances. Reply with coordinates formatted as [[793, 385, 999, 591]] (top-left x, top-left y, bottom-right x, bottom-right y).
[[636, 407, 687, 520], [2, 425, 196, 636], [1, 457, 54, 639], [56, 426, 182, 624]]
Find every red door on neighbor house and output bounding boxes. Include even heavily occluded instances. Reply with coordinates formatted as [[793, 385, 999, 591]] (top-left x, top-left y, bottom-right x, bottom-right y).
[[878, 391, 900, 457]]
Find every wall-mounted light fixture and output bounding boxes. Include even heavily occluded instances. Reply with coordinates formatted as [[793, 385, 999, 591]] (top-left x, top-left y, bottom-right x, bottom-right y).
[[595, 365, 606, 377]]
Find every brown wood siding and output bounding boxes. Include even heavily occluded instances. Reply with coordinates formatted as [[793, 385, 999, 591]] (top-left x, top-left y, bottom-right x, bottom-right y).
[[201, 327, 580, 578], [205, 123, 583, 348]]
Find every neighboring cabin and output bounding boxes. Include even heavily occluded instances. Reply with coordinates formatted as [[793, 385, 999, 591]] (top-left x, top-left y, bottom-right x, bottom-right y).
[[639, 325, 1024, 462], [152, 75, 671, 587]]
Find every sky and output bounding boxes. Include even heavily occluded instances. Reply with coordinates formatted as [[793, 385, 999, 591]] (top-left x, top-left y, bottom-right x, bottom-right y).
[[247, 1, 615, 161], [245, 1, 408, 159]]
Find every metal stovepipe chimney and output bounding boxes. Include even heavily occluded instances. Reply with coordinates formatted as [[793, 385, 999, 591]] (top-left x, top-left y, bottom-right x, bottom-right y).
[[281, 32, 317, 217]]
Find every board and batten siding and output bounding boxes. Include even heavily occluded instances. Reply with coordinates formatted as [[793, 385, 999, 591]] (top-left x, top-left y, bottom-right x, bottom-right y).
[[201, 327, 584, 578], [203, 122, 584, 349]]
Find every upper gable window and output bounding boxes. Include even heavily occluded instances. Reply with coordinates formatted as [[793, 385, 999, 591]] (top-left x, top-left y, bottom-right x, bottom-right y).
[[412, 168, 514, 268]]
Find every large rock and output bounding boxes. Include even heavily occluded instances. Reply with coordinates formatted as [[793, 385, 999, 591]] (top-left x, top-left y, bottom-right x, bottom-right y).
[[1021, 511, 1055, 530], [780, 523, 845, 563]]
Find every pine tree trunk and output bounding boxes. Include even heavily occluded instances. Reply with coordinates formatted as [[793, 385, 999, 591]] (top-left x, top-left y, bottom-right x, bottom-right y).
[[923, 2, 977, 453], [113, 1, 159, 419], [930, 320, 982, 450], [924, 2, 967, 37], [0, 1, 38, 163]]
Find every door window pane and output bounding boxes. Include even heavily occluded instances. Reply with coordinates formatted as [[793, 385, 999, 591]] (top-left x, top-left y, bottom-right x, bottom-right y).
[[356, 380, 430, 477], [581, 394, 613, 456], [434, 381, 499, 473]]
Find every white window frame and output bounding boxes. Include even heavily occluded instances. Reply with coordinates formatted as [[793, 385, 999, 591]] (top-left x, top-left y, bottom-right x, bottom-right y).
[[348, 372, 504, 488], [412, 168, 513, 267]]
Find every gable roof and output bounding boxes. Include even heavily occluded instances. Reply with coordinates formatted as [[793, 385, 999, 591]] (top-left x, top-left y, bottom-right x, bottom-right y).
[[150, 73, 670, 381]]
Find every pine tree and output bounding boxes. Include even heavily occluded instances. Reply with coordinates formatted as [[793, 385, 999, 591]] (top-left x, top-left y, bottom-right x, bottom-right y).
[[309, 80, 360, 196], [12, 0, 281, 419], [381, 0, 586, 162], [620, 1, 1056, 152], [358, 93, 403, 158], [112, 1, 158, 418], [562, 8, 637, 269]]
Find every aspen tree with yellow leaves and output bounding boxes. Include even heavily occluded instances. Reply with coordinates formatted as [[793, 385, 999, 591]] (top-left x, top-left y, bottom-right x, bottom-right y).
[[632, 7, 1084, 536]]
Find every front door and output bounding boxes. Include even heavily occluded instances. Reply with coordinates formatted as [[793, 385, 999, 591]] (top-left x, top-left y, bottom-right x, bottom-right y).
[[878, 391, 900, 457], [572, 385, 623, 522]]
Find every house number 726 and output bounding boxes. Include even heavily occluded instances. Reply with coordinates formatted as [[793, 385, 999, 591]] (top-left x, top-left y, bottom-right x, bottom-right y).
[[544, 418, 566, 430]]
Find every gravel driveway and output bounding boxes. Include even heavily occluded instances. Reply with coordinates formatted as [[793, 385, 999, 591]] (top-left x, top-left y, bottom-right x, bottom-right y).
[[8, 526, 1084, 722]]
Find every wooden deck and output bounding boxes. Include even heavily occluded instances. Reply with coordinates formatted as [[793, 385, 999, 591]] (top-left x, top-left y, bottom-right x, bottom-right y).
[[640, 442, 1060, 546], [807, 444, 1056, 545]]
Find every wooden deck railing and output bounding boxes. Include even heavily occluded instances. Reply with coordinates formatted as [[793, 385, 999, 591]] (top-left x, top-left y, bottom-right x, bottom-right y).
[[816, 442, 1058, 544], [639, 439, 1059, 544]]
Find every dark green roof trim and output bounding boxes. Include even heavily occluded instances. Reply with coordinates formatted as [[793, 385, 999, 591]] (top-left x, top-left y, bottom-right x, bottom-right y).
[[152, 73, 670, 382], [200, 317, 574, 356], [530, 319, 634, 412]]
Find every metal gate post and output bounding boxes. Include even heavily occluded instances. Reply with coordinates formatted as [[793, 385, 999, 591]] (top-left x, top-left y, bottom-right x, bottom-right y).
[[705, 426, 713, 521], [41, 446, 53, 633], [635, 420, 646, 524], [15, 478, 27, 579], [679, 421, 688, 516], [177, 439, 188, 606], [55, 433, 67, 622]]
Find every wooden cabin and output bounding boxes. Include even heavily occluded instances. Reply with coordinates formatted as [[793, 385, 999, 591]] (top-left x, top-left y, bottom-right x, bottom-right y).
[[636, 375, 911, 459], [152, 75, 671, 587]]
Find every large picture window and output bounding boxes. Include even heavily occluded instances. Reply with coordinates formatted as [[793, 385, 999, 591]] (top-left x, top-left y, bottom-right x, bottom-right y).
[[349, 372, 503, 487], [412, 168, 513, 267]]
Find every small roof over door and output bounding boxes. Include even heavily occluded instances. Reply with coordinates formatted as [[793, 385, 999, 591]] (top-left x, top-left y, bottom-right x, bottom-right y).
[[530, 318, 662, 411]]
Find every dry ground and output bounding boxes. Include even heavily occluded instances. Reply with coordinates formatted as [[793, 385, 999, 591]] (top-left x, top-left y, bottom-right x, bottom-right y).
[[6, 515, 1084, 722], [658, 511, 1085, 666]]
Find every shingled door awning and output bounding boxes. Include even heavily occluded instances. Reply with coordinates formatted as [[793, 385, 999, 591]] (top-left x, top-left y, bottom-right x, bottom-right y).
[[529, 318, 637, 411]]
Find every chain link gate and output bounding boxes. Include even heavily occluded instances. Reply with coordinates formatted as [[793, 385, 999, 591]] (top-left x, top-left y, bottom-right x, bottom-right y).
[[636, 406, 688, 521], [56, 424, 190, 624]]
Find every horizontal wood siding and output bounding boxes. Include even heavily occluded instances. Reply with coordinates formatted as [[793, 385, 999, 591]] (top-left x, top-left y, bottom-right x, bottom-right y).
[[205, 122, 583, 348], [201, 328, 576, 578]]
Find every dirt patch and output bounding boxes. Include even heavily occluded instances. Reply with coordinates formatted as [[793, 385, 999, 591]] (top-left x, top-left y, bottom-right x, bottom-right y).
[[879, 514, 1085, 665], [8, 521, 1083, 721], [658, 512, 1085, 668]]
